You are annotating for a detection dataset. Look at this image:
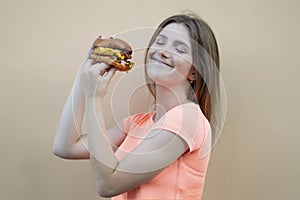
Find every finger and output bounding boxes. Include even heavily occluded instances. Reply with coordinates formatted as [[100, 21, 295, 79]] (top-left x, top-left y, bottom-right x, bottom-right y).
[[104, 67, 117, 81], [91, 62, 109, 75]]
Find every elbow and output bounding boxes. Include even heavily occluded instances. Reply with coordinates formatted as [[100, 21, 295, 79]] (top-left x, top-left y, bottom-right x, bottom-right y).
[[98, 190, 114, 198], [52, 145, 64, 158], [52, 145, 69, 159], [52, 135, 68, 159], [96, 182, 121, 198], [97, 188, 118, 198]]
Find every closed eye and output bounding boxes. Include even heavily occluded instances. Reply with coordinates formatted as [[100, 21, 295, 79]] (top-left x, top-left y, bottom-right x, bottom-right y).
[[155, 37, 165, 45], [154, 34, 167, 45], [176, 46, 188, 54]]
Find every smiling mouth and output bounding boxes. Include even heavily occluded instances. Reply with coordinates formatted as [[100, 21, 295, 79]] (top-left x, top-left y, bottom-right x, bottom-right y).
[[151, 57, 173, 68]]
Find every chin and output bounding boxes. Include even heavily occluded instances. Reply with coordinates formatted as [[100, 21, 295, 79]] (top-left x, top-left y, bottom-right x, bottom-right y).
[[146, 63, 169, 81]]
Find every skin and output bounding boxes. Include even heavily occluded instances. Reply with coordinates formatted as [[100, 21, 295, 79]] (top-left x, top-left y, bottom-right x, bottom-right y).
[[146, 23, 196, 120], [53, 23, 197, 198]]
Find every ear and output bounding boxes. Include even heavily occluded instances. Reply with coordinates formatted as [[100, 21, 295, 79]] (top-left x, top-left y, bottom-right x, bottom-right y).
[[187, 67, 197, 81]]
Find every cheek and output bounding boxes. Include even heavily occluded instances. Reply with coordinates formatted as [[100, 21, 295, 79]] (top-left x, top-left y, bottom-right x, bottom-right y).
[[175, 57, 193, 76], [147, 46, 155, 56], [145, 49, 154, 64]]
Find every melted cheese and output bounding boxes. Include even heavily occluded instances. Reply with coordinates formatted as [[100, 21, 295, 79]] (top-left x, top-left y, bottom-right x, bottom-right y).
[[94, 47, 124, 60]]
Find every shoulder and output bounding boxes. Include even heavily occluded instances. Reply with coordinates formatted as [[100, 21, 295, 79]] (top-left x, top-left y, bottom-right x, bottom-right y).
[[162, 102, 210, 129], [153, 102, 211, 153]]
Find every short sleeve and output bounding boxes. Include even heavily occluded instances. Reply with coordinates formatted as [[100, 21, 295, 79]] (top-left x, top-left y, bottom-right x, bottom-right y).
[[151, 103, 210, 153]]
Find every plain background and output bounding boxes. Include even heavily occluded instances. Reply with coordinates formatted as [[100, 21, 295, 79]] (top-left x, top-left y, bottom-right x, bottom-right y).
[[0, 0, 299, 199]]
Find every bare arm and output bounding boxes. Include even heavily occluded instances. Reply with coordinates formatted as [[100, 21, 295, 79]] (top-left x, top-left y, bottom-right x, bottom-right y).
[[85, 96, 188, 198], [53, 57, 126, 159], [52, 73, 89, 159]]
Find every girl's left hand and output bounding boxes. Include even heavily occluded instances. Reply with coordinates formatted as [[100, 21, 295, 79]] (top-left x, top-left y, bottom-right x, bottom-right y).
[[80, 59, 117, 98]]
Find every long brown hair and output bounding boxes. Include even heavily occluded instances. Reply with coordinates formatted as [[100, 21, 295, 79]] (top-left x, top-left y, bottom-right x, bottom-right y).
[[144, 12, 222, 145]]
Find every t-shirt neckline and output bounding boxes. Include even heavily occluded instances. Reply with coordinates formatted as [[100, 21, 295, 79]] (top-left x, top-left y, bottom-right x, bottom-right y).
[[150, 102, 197, 123]]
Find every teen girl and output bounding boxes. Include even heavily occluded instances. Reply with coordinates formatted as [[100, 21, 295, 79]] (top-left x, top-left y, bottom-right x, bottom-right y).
[[54, 12, 221, 200]]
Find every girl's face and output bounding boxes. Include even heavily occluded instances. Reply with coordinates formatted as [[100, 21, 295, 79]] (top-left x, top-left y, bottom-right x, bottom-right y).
[[146, 23, 194, 88]]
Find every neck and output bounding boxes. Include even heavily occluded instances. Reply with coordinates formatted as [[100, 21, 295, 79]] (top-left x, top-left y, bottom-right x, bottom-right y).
[[153, 84, 191, 122]]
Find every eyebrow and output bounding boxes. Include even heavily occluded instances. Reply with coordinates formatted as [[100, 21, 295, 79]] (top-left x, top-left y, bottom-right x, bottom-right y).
[[157, 34, 191, 50]]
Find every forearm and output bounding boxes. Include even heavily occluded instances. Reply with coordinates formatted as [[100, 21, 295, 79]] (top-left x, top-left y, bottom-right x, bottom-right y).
[[85, 97, 120, 193], [53, 76, 86, 156]]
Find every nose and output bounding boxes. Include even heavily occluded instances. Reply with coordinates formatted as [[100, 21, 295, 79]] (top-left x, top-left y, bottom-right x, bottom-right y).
[[158, 48, 171, 58]]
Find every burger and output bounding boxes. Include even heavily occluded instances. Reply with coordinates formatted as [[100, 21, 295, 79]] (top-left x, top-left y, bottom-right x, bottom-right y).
[[89, 36, 134, 72]]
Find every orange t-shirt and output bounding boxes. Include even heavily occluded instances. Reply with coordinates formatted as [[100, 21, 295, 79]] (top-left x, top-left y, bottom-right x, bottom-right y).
[[113, 102, 211, 200]]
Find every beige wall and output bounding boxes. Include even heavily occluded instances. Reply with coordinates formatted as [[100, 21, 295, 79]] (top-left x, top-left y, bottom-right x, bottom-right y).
[[1, 0, 299, 199]]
